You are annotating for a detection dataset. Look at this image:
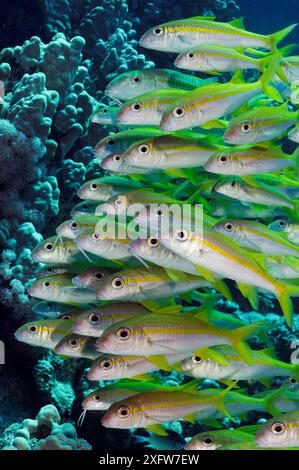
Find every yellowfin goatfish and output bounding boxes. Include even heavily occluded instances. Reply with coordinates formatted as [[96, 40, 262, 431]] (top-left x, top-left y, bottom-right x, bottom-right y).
[[139, 17, 296, 53], [213, 219, 299, 256], [129, 237, 200, 276], [75, 232, 131, 261], [101, 153, 150, 175], [204, 146, 298, 176], [214, 178, 296, 210], [101, 383, 233, 434], [95, 267, 209, 302], [70, 200, 100, 217], [256, 411, 299, 448], [122, 134, 224, 170], [54, 334, 99, 359], [185, 427, 257, 450], [105, 69, 216, 101], [28, 273, 97, 304], [81, 380, 197, 412], [14, 319, 74, 349], [91, 105, 121, 126], [72, 303, 150, 337], [116, 88, 188, 127], [269, 219, 299, 245], [160, 63, 281, 131], [174, 44, 275, 74], [72, 268, 110, 290], [87, 352, 190, 381], [32, 300, 83, 319], [31, 236, 89, 265], [56, 216, 103, 240], [224, 104, 298, 144], [93, 128, 165, 159], [161, 228, 299, 324], [95, 310, 265, 364], [77, 176, 144, 201], [180, 346, 299, 385]]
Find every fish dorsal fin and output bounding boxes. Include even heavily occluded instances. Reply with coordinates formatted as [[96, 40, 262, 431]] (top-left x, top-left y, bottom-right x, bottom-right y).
[[213, 279, 232, 301], [181, 380, 200, 395], [191, 16, 216, 21], [184, 412, 197, 424], [146, 424, 168, 436], [229, 17, 245, 29], [164, 268, 191, 282], [153, 304, 182, 315]]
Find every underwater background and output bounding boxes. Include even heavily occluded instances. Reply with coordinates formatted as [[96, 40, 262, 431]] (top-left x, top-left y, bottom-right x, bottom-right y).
[[0, 0, 298, 451]]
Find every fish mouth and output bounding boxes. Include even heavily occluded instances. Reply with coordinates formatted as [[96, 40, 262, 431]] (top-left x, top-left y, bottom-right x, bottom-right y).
[[100, 413, 113, 428]]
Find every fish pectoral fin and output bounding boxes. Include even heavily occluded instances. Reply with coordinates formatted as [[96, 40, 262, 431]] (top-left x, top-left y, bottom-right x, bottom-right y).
[[183, 412, 197, 424], [200, 119, 228, 129], [237, 282, 259, 310], [194, 265, 215, 283], [213, 280, 232, 301], [220, 379, 240, 389], [133, 374, 155, 381], [145, 424, 168, 436], [154, 304, 182, 315], [141, 299, 175, 310], [147, 355, 171, 371], [259, 377, 273, 387]]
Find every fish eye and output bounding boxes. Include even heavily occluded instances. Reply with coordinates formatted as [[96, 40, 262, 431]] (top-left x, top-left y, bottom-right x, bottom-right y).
[[153, 27, 163, 36], [102, 108, 108, 114], [112, 277, 125, 289], [46, 267, 53, 273], [242, 122, 251, 133], [271, 422, 285, 434], [289, 377, 297, 384], [154, 207, 165, 217], [113, 154, 122, 163], [131, 101, 142, 112], [69, 338, 79, 347], [94, 271, 105, 280], [44, 242, 54, 251], [279, 220, 286, 227], [175, 229, 188, 241], [187, 52, 195, 60], [115, 196, 125, 207], [224, 222, 234, 232], [61, 314, 72, 320], [89, 312, 101, 324], [42, 280, 51, 288], [192, 355, 203, 364], [82, 204, 88, 209], [90, 183, 99, 190], [100, 358, 113, 370], [107, 139, 116, 146], [147, 237, 160, 247], [117, 406, 130, 418], [173, 106, 186, 118], [138, 144, 150, 155], [230, 181, 237, 188], [93, 393, 102, 402], [131, 75, 142, 83], [70, 221, 78, 230], [116, 327, 131, 340], [202, 435, 214, 446], [92, 232, 101, 240], [28, 325, 38, 333], [218, 155, 228, 164]]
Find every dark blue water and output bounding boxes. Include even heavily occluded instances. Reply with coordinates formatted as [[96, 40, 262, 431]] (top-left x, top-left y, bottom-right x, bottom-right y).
[[238, 0, 299, 42]]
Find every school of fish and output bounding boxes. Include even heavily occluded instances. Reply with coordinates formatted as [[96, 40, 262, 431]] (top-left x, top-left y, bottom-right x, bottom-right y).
[[15, 15, 299, 450]]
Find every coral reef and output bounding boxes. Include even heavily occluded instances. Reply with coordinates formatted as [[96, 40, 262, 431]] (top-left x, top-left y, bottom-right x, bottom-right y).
[[0, 404, 92, 450]]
